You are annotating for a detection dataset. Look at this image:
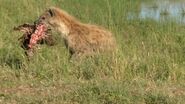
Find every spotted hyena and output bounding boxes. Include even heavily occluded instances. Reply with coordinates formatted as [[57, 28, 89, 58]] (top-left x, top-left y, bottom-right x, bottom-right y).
[[36, 7, 117, 60]]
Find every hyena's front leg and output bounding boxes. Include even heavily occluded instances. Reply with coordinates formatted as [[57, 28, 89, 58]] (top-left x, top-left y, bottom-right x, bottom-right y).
[[70, 52, 85, 62], [70, 50, 95, 63]]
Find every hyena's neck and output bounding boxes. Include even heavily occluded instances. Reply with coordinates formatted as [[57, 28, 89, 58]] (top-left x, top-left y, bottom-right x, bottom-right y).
[[55, 10, 85, 38], [58, 19, 88, 38], [57, 21, 70, 38]]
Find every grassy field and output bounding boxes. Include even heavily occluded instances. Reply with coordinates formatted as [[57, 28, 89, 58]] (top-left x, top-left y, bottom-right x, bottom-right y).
[[0, 0, 185, 103]]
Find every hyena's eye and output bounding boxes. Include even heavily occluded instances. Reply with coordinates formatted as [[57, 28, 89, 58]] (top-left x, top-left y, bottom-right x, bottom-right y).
[[41, 16, 46, 20]]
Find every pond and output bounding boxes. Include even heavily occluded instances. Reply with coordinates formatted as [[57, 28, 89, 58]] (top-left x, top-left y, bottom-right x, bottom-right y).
[[128, 0, 185, 23]]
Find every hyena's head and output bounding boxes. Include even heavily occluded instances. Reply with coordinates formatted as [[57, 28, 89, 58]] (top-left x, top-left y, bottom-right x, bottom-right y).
[[35, 7, 57, 27], [35, 7, 70, 35]]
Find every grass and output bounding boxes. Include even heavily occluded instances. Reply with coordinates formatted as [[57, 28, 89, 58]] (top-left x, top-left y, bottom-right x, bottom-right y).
[[0, 0, 185, 103]]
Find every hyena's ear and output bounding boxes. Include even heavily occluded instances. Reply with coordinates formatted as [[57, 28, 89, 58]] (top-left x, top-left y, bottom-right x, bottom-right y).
[[48, 7, 61, 17], [48, 9, 55, 17], [48, 7, 58, 17]]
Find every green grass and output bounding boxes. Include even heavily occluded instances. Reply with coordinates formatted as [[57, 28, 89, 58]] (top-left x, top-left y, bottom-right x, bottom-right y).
[[0, 0, 185, 103]]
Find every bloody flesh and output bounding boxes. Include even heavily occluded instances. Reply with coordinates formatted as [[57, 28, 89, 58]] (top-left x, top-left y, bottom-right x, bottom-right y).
[[14, 23, 55, 58], [28, 24, 47, 49]]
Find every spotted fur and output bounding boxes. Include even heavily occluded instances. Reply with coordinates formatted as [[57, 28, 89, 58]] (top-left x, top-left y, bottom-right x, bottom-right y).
[[37, 7, 117, 59]]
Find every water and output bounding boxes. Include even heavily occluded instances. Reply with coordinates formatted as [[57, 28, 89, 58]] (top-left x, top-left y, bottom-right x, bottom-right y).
[[128, 0, 185, 23]]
